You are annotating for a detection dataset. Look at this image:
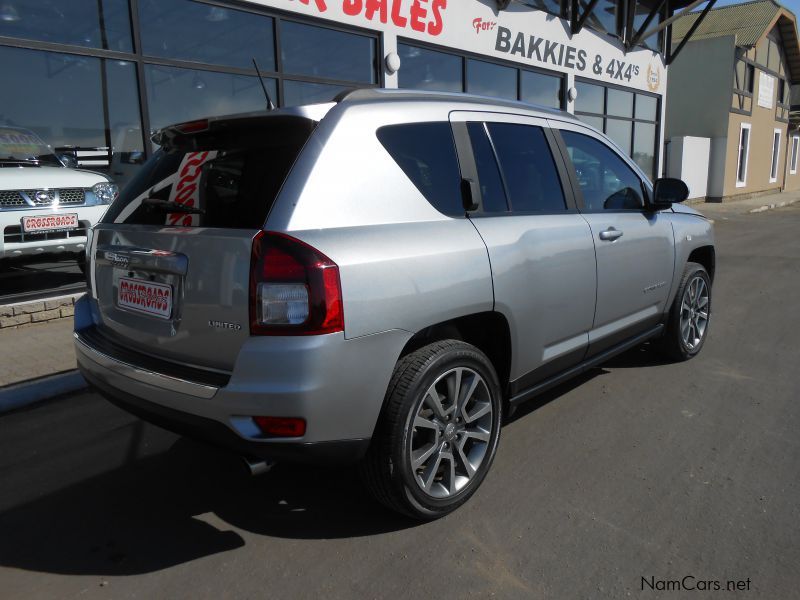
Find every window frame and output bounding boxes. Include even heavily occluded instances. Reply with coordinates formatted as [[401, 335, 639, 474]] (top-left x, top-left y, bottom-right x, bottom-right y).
[[449, 112, 578, 217], [573, 76, 661, 180], [769, 127, 782, 184], [790, 136, 799, 175], [736, 122, 752, 188], [397, 38, 567, 111]]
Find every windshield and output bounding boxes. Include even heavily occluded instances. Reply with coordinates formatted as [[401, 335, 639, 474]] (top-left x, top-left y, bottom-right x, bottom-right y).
[[0, 127, 63, 166]]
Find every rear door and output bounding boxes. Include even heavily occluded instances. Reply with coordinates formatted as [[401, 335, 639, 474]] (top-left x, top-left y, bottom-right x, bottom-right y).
[[552, 122, 675, 356], [450, 112, 597, 390], [87, 115, 316, 371]]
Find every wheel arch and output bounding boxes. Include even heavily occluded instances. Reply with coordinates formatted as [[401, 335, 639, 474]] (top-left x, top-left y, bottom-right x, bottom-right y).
[[688, 245, 716, 283], [397, 311, 513, 397]]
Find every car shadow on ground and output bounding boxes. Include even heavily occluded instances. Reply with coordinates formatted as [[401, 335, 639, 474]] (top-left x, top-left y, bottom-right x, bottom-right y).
[[0, 433, 416, 575], [0, 342, 669, 576]]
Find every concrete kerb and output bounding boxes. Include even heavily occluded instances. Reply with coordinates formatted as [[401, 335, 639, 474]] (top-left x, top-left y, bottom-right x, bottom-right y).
[[748, 197, 800, 213], [0, 370, 87, 414]]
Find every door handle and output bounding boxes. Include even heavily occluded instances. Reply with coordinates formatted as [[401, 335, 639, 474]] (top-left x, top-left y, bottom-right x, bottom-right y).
[[599, 227, 624, 241]]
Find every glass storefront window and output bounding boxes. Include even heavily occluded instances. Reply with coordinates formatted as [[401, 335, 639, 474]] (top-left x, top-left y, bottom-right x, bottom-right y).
[[0, 46, 105, 149], [606, 119, 632, 155], [398, 44, 462, 92], [578, 115, 604, 132], [633, 122, 656, 177], [0, 0, 131, 51], [106, 61, 145, 187], [283, 80, 347, 106], [144, 65, 275, 132], [281, 20, 376, 84], [138, 0, 275, 71], [520, 70, 562, 108], [607, 89, 633, 118], [635, 94, 658, 121], [575, 82, 604, 114], [466, 59, 517, 100]]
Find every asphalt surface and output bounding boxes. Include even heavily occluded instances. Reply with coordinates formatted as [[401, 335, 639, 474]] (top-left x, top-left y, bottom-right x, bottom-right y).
[[1, 206, 798, 599]]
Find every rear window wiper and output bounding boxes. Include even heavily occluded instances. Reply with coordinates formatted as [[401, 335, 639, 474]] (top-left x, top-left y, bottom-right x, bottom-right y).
[[141, 198, 205, 215]]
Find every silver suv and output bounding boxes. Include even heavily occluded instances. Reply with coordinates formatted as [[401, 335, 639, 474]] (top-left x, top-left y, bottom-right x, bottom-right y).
[[74, 90, 715, 519]]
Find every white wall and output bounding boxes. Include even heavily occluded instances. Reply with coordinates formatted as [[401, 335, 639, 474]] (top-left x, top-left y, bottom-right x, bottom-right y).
[[668, 136, 711, 199]]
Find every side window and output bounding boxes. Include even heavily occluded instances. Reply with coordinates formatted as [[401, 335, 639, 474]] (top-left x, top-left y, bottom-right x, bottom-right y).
[[466, 122, 509, 212], [486, 123, 567, 212], [560, 130, 645, 211], [377, 122, 463, 216]]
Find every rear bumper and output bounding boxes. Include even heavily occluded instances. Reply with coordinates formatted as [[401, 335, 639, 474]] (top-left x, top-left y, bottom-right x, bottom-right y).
[[74, 296, 412, 465]]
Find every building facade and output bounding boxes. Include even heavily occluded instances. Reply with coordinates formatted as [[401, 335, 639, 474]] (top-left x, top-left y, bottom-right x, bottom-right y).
[[0, 0, 700, 188], [666, 0, 800, 201]]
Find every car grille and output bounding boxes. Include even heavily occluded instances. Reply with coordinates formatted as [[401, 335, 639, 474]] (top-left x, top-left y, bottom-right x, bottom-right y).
[[0, 190, 26, 207], [3, 222, 89, 244], [0, 188, 88, 208]]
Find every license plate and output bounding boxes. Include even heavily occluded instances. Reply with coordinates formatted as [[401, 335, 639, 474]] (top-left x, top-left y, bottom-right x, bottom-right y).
[[117, 277, 173, 320], [21, 213, 78, 233]]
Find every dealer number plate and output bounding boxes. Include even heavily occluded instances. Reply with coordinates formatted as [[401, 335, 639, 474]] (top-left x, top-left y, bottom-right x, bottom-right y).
[[117, 277, 173, 320]]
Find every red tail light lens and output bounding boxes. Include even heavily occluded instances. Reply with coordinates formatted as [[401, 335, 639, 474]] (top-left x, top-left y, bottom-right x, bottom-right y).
[[253, 416, 306, 437], [250, 231, 344, 335]]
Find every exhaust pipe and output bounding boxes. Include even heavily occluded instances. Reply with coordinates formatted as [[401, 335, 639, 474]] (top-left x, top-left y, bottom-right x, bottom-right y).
[[242, 455, 276, 477]]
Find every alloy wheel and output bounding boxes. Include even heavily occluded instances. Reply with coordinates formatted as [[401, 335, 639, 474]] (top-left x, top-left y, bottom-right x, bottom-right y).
[[408, 367, 494, 499], [680, 275, 710, 350]]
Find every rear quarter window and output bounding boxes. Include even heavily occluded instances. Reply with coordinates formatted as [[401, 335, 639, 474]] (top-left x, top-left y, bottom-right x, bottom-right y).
[[376, 122, 463, 217]]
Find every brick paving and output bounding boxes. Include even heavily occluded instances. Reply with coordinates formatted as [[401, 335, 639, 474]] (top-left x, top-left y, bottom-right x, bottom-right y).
[[0, 318, 76, 387]]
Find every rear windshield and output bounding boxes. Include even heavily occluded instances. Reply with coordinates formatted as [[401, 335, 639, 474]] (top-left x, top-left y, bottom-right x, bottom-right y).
[[103, 116, 315, 228]]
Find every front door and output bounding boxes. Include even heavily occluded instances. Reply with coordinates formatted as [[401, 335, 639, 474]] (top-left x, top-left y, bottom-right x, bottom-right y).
[[556, 125, 675, 356]]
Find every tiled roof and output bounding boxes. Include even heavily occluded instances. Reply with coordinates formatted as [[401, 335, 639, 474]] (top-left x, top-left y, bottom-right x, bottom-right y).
[[673, 0, 781, 46]]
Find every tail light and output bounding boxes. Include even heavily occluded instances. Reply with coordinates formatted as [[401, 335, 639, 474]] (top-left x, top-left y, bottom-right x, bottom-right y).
[[249, 231, 344, 336], [253, 416, 306, 438]]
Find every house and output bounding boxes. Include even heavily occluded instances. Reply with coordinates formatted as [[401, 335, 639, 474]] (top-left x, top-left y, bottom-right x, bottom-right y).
[[666, 0, 800, 201]]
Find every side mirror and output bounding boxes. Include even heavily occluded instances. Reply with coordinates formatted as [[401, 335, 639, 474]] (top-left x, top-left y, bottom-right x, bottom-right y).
[[57, 153, 79, 169], [461, 178, 480, 212], [652, 178, 689, 208]]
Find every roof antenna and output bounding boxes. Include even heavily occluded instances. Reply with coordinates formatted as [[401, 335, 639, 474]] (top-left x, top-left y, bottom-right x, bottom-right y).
[[252, 58, 276, 111]]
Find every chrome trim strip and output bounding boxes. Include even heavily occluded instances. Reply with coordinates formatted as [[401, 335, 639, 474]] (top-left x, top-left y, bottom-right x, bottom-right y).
[[74, 332, 219, 399]]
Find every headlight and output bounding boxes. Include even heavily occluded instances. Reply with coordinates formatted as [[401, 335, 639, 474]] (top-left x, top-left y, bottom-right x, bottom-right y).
[[92, 182, 119, 204]]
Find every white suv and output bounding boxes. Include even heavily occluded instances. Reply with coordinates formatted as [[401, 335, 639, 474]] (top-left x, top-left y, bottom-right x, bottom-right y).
[[0, 127, 117, 266]]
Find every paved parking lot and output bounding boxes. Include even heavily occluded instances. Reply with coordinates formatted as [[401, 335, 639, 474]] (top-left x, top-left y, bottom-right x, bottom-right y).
[[0, 205, 798, 599]]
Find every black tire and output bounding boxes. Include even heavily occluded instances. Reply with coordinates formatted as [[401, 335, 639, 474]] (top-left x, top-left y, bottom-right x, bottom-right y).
[[360, 340, 503, 520], [658, 261, 712, 361], [77, 251, 87, 275]]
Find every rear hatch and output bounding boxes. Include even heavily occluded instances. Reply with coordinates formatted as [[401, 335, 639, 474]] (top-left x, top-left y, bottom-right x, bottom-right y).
[[87, 114, 317, 372]]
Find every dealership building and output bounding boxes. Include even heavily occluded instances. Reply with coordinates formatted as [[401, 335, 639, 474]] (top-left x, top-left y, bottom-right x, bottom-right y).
[[0, 0, 714, 187]]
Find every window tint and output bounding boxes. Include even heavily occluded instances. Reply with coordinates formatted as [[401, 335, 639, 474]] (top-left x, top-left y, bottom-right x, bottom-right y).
[[145, 65, 276, 132], [0, 0, 131, 51], [281, 21, 376, 84], [138, 0, 275, 71], [486, 123, 566, 213], [466, 59, 517, 100], [467, 123, 509, 213], [398, 44, 462, 92], [561, 131, 645, 211], [103, 118, 314, 228], [520, 70, 563, 109], [377, 123, 463, 216]]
